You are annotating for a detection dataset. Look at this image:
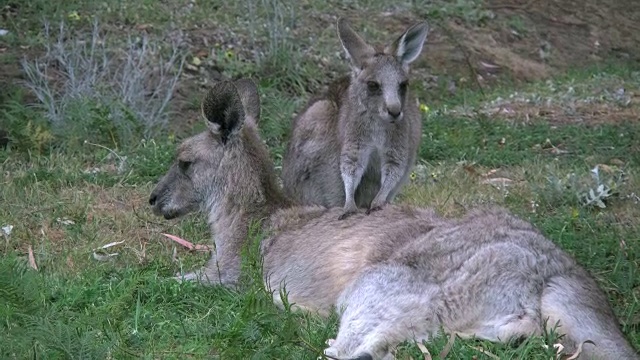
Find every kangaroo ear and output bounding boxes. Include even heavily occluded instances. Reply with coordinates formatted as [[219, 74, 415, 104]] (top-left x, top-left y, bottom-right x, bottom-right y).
[[233, 78, 260, 126], [201, 81, 245, 144], [337, 18, 375, 70], [386, 21, 429, 67]]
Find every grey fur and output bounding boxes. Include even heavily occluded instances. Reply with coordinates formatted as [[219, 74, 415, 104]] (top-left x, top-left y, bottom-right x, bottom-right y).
[[281, 18, 428, 220], [149, 80, 638, 360]]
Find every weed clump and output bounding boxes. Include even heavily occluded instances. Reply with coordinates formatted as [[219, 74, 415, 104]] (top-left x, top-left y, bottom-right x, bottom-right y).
[[20, 20, 186, 150]]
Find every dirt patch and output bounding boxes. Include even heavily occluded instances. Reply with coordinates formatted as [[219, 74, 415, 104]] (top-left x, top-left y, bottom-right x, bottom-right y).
[[494, 101, 640, 125], [80, 184, 149, 221], [444, 21, 551, 81], [458, 97, 640, 126], [416, 0, 640, 84], [55, 184, 158, 240]]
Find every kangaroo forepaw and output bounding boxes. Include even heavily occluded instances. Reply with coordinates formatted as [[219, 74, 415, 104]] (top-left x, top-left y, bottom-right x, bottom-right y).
[[366, 205, 383, 215], [172, 268, 221, 285], [338, 203, 359, 220], [173, 270, 200, 283], [323, 344, 340, 359], [338, 210, 357, 220], [322, 346, 373, 360]]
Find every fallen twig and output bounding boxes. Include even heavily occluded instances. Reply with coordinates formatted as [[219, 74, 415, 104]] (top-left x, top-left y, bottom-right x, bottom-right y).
[[28, 245, 38, 271]]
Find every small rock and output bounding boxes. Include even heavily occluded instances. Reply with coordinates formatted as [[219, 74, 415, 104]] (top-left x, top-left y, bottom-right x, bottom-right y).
[[2, 225, 13, 236], [56, 218, 75, 226]]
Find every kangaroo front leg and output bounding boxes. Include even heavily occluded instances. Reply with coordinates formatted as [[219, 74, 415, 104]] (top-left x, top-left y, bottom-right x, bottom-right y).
[[174, 240, 241, 287], [328, 265, 441, 359], [174, 253, 224, 286], [367, 155, 404, 214], [173, 254, 229, 286], [339, 145, 371, 220]]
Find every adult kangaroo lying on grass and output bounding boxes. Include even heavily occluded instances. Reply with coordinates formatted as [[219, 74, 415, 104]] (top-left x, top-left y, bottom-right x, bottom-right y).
[[281, 18, 428, 220], [149, 79, 638, 360]]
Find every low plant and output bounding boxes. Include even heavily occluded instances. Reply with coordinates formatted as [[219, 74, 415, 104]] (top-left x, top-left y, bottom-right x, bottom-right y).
[[20, 20, 186, 149]]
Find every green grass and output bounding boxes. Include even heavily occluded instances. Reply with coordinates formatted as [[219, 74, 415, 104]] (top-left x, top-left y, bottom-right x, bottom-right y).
[[0, 253, 339, 359], [422, 115, 639, 165], [1, 0, 640, 358]]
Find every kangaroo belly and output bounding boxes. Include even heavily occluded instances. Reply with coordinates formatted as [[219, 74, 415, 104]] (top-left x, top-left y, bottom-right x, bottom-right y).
[[355, 151, 382, 207]]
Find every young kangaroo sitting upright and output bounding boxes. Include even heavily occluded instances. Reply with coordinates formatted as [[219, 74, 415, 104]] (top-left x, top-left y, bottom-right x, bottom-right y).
[[150, 79, 638, 360], [281, 18, 429, 220]]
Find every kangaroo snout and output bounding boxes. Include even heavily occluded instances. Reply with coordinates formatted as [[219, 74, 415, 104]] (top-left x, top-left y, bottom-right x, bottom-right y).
[[387, 106, 402, 119], [148, 191, 165, 217], [384, 92, 403, 121]]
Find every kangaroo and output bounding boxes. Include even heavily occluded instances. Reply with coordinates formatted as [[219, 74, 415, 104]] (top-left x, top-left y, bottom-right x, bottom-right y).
[[149, 80, 638, 360], [281, 18, 428, 220]]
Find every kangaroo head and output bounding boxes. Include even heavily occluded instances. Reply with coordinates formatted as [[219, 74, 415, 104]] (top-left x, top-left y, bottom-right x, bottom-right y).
[[337, 18, 429, 123], [149, 79, 268, 220]]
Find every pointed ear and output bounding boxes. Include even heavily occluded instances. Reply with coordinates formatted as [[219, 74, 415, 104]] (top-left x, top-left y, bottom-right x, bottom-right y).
[[201, 81, 245, 144], [386, 21, 429, 66], [337, 18, 375, 70], [233, 78, 260, 125]]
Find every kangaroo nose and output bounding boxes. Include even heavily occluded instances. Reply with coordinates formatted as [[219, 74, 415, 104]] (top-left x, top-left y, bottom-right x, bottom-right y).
[[388, 107, 401, 118], [149, 193, 157, 206]]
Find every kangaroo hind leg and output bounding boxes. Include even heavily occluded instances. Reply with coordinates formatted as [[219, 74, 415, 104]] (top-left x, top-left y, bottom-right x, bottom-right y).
[[325, 265, 441, 360]]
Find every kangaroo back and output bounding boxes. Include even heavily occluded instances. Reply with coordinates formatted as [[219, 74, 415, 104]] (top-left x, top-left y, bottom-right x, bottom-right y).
[[281, 19, 429, 219]]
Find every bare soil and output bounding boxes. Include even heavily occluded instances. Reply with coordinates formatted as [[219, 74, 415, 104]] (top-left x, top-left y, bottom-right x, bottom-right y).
[[418, 0, 640, 83]]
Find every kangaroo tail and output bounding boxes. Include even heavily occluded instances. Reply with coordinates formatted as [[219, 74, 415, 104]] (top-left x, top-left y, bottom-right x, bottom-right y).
[[541, 271, 638, 359]]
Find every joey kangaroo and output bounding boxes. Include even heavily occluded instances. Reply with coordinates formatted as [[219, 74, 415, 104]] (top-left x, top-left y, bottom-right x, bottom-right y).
[[281, 18, 428, 220], [149, 79, 638, 360]]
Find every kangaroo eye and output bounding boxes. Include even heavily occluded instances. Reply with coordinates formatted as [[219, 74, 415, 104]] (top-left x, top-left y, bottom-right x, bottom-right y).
[[178, 160, 192, 172], [399, 81, 408, 93], [367, 81, 381, 92]]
